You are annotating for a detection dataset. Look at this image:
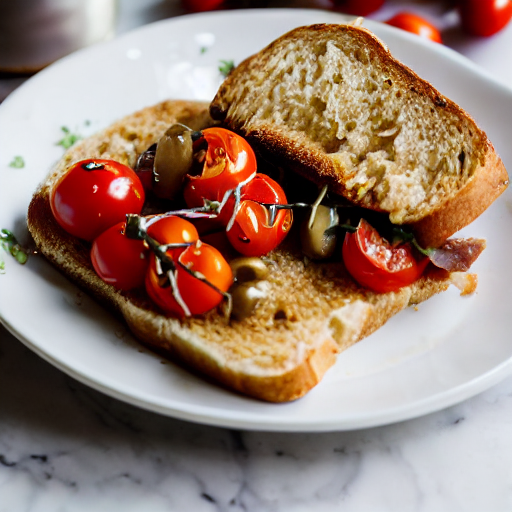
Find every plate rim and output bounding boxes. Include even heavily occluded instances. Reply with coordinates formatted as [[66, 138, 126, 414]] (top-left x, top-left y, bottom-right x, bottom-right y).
[[1, 8, 512, 432]]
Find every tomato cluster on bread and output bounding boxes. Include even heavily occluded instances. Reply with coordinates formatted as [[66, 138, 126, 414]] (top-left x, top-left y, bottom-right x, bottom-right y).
[[49, 157, 231, 316], [49, 128, 294, 317], [49, 127, 483, 319]]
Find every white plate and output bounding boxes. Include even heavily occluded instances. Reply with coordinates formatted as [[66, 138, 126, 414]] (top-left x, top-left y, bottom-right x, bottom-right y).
[[1, 9, 512, 432]]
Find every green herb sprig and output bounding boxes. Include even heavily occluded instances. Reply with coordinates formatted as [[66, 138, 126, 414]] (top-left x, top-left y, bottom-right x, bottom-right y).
[[0, 229, 29, 266], [219, 59, 235, 77], [56, 126, 82, 149], [392, 227, 432, 256], [9, 156, 25, 168]]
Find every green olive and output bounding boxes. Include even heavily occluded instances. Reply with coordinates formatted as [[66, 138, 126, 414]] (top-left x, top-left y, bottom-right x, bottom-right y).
[[300, 204, 339, 260], [230, 280, 268, 321], [229, 257, 269, 283], [228, 257, 270, 320], [153, 123, 194, 200]]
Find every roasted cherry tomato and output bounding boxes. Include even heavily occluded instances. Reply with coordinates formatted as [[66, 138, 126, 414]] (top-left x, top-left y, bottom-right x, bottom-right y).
[[226, 173, 293, 257], [330, 0, 384, 16], [145, 240, 233, 317], [146, 215, 199, 259], [91, 221, 150, 291], [90, 215, 198, 291], [50, 159, 145, 241], [342, 219, 428, 293], [386, 12, 442, 43], [458, 0, 512, 37], [183, 127, 257, 209]]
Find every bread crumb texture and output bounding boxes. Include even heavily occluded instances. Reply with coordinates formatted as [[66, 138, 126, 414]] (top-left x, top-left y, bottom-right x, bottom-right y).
[[28, 99, 452, 402], [212, 24, 488, 224], [125, 234, 449, 377]]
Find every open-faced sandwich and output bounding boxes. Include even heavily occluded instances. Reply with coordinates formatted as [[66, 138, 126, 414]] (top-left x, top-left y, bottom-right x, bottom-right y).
[[27, 23, 508, 402]]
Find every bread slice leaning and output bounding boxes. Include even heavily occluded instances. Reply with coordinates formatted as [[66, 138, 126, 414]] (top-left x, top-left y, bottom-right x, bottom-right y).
[[28, 99, 458, 403], [210, 23, 508, 248]]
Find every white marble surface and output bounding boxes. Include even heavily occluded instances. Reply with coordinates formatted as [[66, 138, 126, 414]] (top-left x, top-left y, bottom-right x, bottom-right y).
[[3, 325, 512, 511], [2, 1, 512, 510]]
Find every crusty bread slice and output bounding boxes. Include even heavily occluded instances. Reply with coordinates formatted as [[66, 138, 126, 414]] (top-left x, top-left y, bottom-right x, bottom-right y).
[[27, 99, 460, 402], [210, 23, 508, 248]]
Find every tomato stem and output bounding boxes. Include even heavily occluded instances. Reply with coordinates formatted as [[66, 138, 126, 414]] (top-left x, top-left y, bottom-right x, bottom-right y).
[[308, 185, 329, 229], [392, 227, 432, 256], [154, 256, 191, 317], [81, 161, 105, 171], [124, 214, 231, 318], [221, 173, 257, 231], [338, 223, 358, 233]]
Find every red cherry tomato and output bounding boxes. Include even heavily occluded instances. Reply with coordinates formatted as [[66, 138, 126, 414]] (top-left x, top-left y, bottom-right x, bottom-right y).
[[146, 215, 199, 259], [91, 221, 149, 291], [386, 12, 442, 43], [145, 241, 233, 317], [50, 159, 145, 241], [458, 0, 512, 37], [330, 0, 384, 16], [342, 219, 428, 293], [183, 127, 257, 209], [181, 0, 224, 12], [90, 216, 199, 291], [226, 174, 293, 257]]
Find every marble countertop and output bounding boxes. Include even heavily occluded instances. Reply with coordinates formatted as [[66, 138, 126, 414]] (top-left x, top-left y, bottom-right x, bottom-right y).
[[2, 1, 512, 510]]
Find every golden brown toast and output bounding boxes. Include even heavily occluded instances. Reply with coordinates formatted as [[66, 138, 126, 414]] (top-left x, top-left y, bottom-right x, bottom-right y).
[[210, 23, 508, 248], [26, 99, 465, 402]]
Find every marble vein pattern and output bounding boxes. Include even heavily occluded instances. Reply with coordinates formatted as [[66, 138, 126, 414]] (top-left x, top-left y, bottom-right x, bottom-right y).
[[2, 326, 512, 512]]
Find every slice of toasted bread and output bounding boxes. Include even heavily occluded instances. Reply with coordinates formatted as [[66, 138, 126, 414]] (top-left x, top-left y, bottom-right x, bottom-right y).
[[27, 99, 458, 403], [210, 23, 508, 248]]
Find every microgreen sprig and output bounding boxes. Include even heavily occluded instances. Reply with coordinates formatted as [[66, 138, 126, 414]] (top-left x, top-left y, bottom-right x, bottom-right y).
[[0, 229, 29, 265], [392, 227, 432, 256], [56, 126, 82, 149], [9, 156, 25, 168], [219, 59, 235, 77]]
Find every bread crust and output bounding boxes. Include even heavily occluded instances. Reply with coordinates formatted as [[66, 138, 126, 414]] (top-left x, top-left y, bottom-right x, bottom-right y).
[[27, 99, 455, 402], [210, 23, 508, 248], [411, 143, 508, 247]]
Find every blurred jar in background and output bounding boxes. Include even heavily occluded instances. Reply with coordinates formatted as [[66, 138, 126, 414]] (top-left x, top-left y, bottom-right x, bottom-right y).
[[0, 0, 117, 74]]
